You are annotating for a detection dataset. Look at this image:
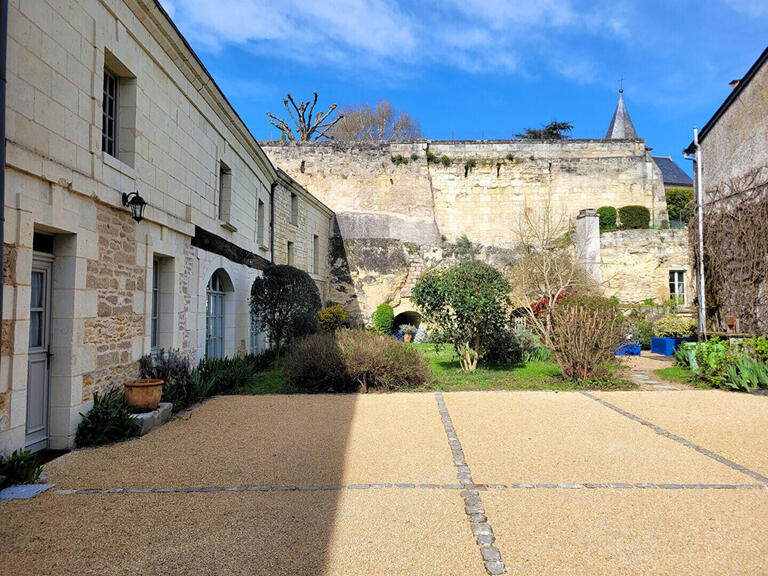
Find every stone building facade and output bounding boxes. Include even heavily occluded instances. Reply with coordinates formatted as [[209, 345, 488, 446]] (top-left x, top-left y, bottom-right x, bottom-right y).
[[0, 0, 332, 453]]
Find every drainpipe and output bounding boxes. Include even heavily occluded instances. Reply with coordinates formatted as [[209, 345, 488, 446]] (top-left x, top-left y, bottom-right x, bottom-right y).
[[269, 180, 276, 264], [0, 0, 8, 369], [684, 127, 707, 339]]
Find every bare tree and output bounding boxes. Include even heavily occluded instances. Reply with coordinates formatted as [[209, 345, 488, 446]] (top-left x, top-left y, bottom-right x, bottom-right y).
[[510, 197, 597, 345], [328, 100, 423, 142], [266, 92, 342, 141]]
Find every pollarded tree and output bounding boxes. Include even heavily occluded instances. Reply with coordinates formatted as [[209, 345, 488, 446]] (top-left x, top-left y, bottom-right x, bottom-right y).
[[266, 92, 343, 141], [250, 265, 322, 361], [411, 262, 511, 372]]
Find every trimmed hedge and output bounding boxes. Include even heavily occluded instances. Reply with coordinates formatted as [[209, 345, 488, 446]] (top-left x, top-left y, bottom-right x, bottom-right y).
[[618, 205, 650, 229], [373, 302, 394, 334], [666, 187, 693, 223], [597, 206, 617, 230]]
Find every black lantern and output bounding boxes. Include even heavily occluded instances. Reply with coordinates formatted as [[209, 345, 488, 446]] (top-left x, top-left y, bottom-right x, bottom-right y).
[[122, 191, 147, 223]]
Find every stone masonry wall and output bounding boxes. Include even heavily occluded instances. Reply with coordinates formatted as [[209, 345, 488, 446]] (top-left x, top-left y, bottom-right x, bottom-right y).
[[263, 140, 668, 246], [82, 204, 144, 401], [600, 229, 691, 305], [0, 243, 18, 433]]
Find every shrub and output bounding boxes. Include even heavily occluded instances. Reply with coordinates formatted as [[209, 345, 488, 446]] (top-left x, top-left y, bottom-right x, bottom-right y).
[[411, 261, 511, 371], [139, 349, 201, 411], [724, 355, 768, 391], [426, 150, 437, 163], [410, 152, 419, 161], [666, 188, 694, 223], [317, 305, 348, 332], [390, 154, 409, 165], [505, 153, 515, 161], [549, 295, 625, 380], [440, 155, 452, 167], [197, 352, 273, 395], [76, 388, 141, 447], [635, 320, 654, 349], [373, 302, 394, 334], [251, 265, 322, 359], [285, 330, 430, 393], [654, 315, 697, 338], [618, 205, 651, 229], [0, 449, 42, 489], [597, 206, 617, 230]]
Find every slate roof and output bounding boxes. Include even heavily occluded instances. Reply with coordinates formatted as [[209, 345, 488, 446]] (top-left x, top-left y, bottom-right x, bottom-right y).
[[652, 156, 693, 186], [605, 90, 638, 139]]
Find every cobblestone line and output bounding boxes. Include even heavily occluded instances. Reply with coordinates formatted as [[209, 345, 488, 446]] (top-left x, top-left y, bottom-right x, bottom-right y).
[[434, 392, 505, 575], [581, 391, 768, 485]]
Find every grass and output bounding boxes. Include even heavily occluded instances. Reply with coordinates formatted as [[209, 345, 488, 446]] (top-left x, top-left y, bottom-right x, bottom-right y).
[[233, 342, 635, 395], [654, 365, 710, 388]]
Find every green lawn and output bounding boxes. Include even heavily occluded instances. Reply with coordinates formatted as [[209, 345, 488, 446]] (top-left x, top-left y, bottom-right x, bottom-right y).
[[654, 365, 708, 387], [235, 342, 634, 394]]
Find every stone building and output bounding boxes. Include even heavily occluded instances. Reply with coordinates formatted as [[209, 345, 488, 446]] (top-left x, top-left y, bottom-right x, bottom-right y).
[[262, 90, 692, 324], [0, 0, 333, 453], [685, 45, 768, 334]]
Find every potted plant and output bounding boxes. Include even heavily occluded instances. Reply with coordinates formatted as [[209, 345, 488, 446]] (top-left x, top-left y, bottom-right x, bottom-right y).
[[650, 315, 697, 356], [399, 324, 418, 343], [123, 379, 164, 412]]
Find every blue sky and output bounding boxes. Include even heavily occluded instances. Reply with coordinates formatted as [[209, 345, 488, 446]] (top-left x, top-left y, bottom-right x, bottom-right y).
[[159, 0, 768, 175]]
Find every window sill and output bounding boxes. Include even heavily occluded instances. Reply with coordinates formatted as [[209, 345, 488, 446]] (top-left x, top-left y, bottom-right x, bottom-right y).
[[258, 243, 269, 251], [102, 151, 136, 180], [220, 220, 237, 233]]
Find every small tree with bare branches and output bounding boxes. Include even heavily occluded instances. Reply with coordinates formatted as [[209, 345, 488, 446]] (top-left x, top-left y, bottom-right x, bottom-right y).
[[266, 92, 343, 141]]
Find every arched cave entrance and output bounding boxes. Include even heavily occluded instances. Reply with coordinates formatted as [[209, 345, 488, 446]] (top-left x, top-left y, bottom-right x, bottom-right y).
[[392, 310, 421, 332]]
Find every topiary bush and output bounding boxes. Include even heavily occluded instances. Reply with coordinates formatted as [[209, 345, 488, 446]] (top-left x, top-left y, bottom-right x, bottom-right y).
[[0, 449, 42, 489], [654, 315, 697, 338], [317, 305, 348, 332], [618, 205, 651, 229], [76, 388, 141, 447], [251, 265, 322, 360], [285, 330, 431, 393], [373, 302, 394, 334], [597, 206, 617, 230]]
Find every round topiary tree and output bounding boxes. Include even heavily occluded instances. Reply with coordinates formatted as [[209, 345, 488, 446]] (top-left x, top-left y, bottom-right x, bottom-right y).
[[373, 302, 394, 334], [411, 261, 510, 371], [250, 265, 322, 361], [618, 205, 651, 229], [597, 206, 617, 230]]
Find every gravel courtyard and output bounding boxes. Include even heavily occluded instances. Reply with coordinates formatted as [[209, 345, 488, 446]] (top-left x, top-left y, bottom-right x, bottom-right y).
[[2, 390, 767, 575]]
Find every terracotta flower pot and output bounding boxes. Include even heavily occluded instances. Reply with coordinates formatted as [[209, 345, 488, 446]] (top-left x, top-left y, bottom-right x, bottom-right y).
[[124, 379, 164, 412], [403, 333, 413, 343]]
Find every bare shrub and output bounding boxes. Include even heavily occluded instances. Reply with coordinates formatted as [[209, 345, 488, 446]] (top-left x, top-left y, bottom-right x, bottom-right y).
[[549, 295, 625, 380]]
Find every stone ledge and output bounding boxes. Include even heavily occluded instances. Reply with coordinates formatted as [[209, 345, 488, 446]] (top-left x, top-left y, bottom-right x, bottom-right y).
[[130, 402, 173, 436]]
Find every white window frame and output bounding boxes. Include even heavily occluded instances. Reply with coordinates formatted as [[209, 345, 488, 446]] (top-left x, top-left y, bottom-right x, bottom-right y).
[[151, 259, 160, 352], [669, 269, 686, 306], [206, 272, 226, 359]]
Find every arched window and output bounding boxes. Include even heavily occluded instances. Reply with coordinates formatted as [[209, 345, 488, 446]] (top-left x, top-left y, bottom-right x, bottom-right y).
[[206, 270, 228, 358]]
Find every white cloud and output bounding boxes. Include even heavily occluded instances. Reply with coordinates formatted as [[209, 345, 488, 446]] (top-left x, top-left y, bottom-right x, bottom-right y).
[[723, 0, 768, 17]]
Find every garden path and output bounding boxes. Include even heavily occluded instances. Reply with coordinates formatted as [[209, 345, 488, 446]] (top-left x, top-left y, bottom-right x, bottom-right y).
[[620, 351, 686, 389], [2, 390, 767, 575]]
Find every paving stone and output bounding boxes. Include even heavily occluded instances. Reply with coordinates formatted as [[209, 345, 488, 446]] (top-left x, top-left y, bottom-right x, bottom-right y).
[[485, 560, 505, 575], [476, 533, 496, 546], [471, 523, 494, 536], [481, 547, 501, 562], [0, 484, 54, 500]]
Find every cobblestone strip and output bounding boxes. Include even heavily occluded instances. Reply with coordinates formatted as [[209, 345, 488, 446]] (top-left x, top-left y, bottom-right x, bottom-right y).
[[581, 391, 768, 485], [435, 392, 505, 575], [50, 483, 465, 495]]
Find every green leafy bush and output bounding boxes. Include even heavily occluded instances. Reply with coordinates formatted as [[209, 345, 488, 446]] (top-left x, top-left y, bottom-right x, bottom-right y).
[[654, 315, 697, 338], [411, 261, 510, 371], [665, 188, 694, 223], [440, 155, 452, 167], [285, 330, 430, 393], [618, 205, 651, 229], [426, 150, 437, 163], [317, 305, 348, 332], [251, 265, 322, 359], [373, 302, 394, 334], [0, 449, 43, 489], [549, 295, 625, 380], [597, 206, 617, 230], [76, 388, 141, 447], [390, 154, 409, 165], [410, 152, 419, 161]]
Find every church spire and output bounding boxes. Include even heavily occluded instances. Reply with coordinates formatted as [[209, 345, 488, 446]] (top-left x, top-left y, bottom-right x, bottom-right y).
[[605, 88, 638, 139]]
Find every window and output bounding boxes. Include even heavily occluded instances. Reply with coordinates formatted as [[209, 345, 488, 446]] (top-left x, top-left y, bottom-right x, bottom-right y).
[[249, 311, 261, 354], [257, 199, 265, 245], [312, 234, 320, 274], [290, 193, 298, 224], [669, 270, 686, 306], [218, 162, 232, 222], [102, 69, 118, 157], [151, 259, 160, 351], [287, 241, 295, 266], [206, 272, 226, 359]]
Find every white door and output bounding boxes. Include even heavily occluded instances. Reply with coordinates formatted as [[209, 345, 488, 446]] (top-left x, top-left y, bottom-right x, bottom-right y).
[[26, 258, 52, 453]]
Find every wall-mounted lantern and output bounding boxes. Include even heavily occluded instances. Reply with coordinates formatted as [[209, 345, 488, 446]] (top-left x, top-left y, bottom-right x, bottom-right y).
[[122, 191, 147, 223]]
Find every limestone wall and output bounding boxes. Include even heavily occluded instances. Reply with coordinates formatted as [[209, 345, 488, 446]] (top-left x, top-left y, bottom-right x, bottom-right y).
[[699, 57, 768, 193], [262, 140, 668, 246], [600, 229, 692, 305]]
